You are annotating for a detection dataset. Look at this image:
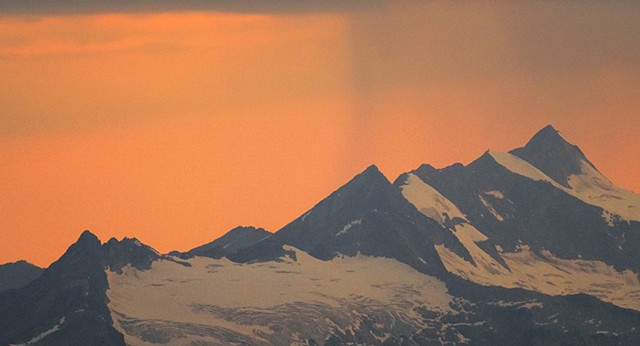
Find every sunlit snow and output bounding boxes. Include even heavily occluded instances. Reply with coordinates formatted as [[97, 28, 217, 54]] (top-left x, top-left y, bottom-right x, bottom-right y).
[[490, 151, 640, 222], [335, 219, 362, 237], [436, 245, 640, 311], [399, 173, 466, 225], [10, 317, 65, 346], [107, 248, 452, 345]]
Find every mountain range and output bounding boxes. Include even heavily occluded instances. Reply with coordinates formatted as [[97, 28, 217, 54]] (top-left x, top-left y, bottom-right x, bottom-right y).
[[1, 125, 639, 346]]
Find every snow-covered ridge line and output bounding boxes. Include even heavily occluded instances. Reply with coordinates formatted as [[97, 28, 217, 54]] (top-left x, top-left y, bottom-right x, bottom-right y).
[[399, 173, 466, 225], [399, 173, 506, 276], [489, 151, 640, 222]]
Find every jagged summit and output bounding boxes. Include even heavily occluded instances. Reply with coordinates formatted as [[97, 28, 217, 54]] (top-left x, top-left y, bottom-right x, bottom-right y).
[[0, 229, 124, 345], [104, 236, 160, 274], [510, 125, 598, 187]]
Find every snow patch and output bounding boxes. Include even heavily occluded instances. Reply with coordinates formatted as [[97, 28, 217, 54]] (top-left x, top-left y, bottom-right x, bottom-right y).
[[446, 223, 508, 276], [490, 151, 559, 187], [484, 190, 505, 199], [478, 195, 505, 222], [335, 219, 362, 237], [486, 300, 543, 309], [400, 173, 466, 225], [400, 174, 509, 275], [11, 317, 65, 346], [567, 161, 640, 222], [602, 210, 616, 227], [456, 332, 471, 344]]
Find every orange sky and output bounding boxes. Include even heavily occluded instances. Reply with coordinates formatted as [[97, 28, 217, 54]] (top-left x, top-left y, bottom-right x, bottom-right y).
[[1, 3, 639, 267]]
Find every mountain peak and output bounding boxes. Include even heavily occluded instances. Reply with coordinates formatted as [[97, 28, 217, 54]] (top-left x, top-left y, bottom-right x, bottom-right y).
[[103, 236, 160, 273], [526, 125, 571, 148], [226, 225, 268, 235], [59, 230, 102, 259], [77, 230, 101, 246], [353, 164, 390, 185], [537, 124, 561, 135], [180, 226, 271, 260], [510, 125, 597, 188], [360, 164, 384, 177]]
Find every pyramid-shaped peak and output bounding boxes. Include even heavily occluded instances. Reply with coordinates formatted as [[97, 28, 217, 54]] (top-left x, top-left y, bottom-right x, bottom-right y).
[[328, 165, 396, 203], [46, 230, 104, 275], [526, 125, 572, 148], [538, 124, 560, 134], [510, 125, 598, 188], [354, 164, 390, 184], [362, 164, 383, 175]]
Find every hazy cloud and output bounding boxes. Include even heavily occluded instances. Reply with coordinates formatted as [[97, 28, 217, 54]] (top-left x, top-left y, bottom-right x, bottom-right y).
[[0, 0, 383, 15]]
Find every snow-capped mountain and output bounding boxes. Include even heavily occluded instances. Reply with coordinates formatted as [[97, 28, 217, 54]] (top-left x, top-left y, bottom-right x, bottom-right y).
[[399, 126, 640, 312], [2, 125, 640, 346], [231, 164, 472, 277]]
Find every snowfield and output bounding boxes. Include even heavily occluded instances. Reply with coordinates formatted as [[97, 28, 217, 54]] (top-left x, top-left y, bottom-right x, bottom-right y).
[[107, 247, 452, 346], [400, 168, 640, 312], [436, 244, 640, 311], [400, 173, 466, 225]]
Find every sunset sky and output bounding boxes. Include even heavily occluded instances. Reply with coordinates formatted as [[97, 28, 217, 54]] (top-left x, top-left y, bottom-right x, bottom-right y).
[[1, 2, 639, 267]]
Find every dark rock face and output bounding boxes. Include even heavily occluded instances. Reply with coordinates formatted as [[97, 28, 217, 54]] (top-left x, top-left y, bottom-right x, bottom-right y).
[[416, 278, 640, 346], [104, 237, 161, 274], [510, 125, 598, 188], [179, 226, 271, 259], [0, 260, 43, 293], [408, 145, 640, 273], [0, 231, 124, 345], [318, 279, 640, 345], [233, 165, 472, 277]]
